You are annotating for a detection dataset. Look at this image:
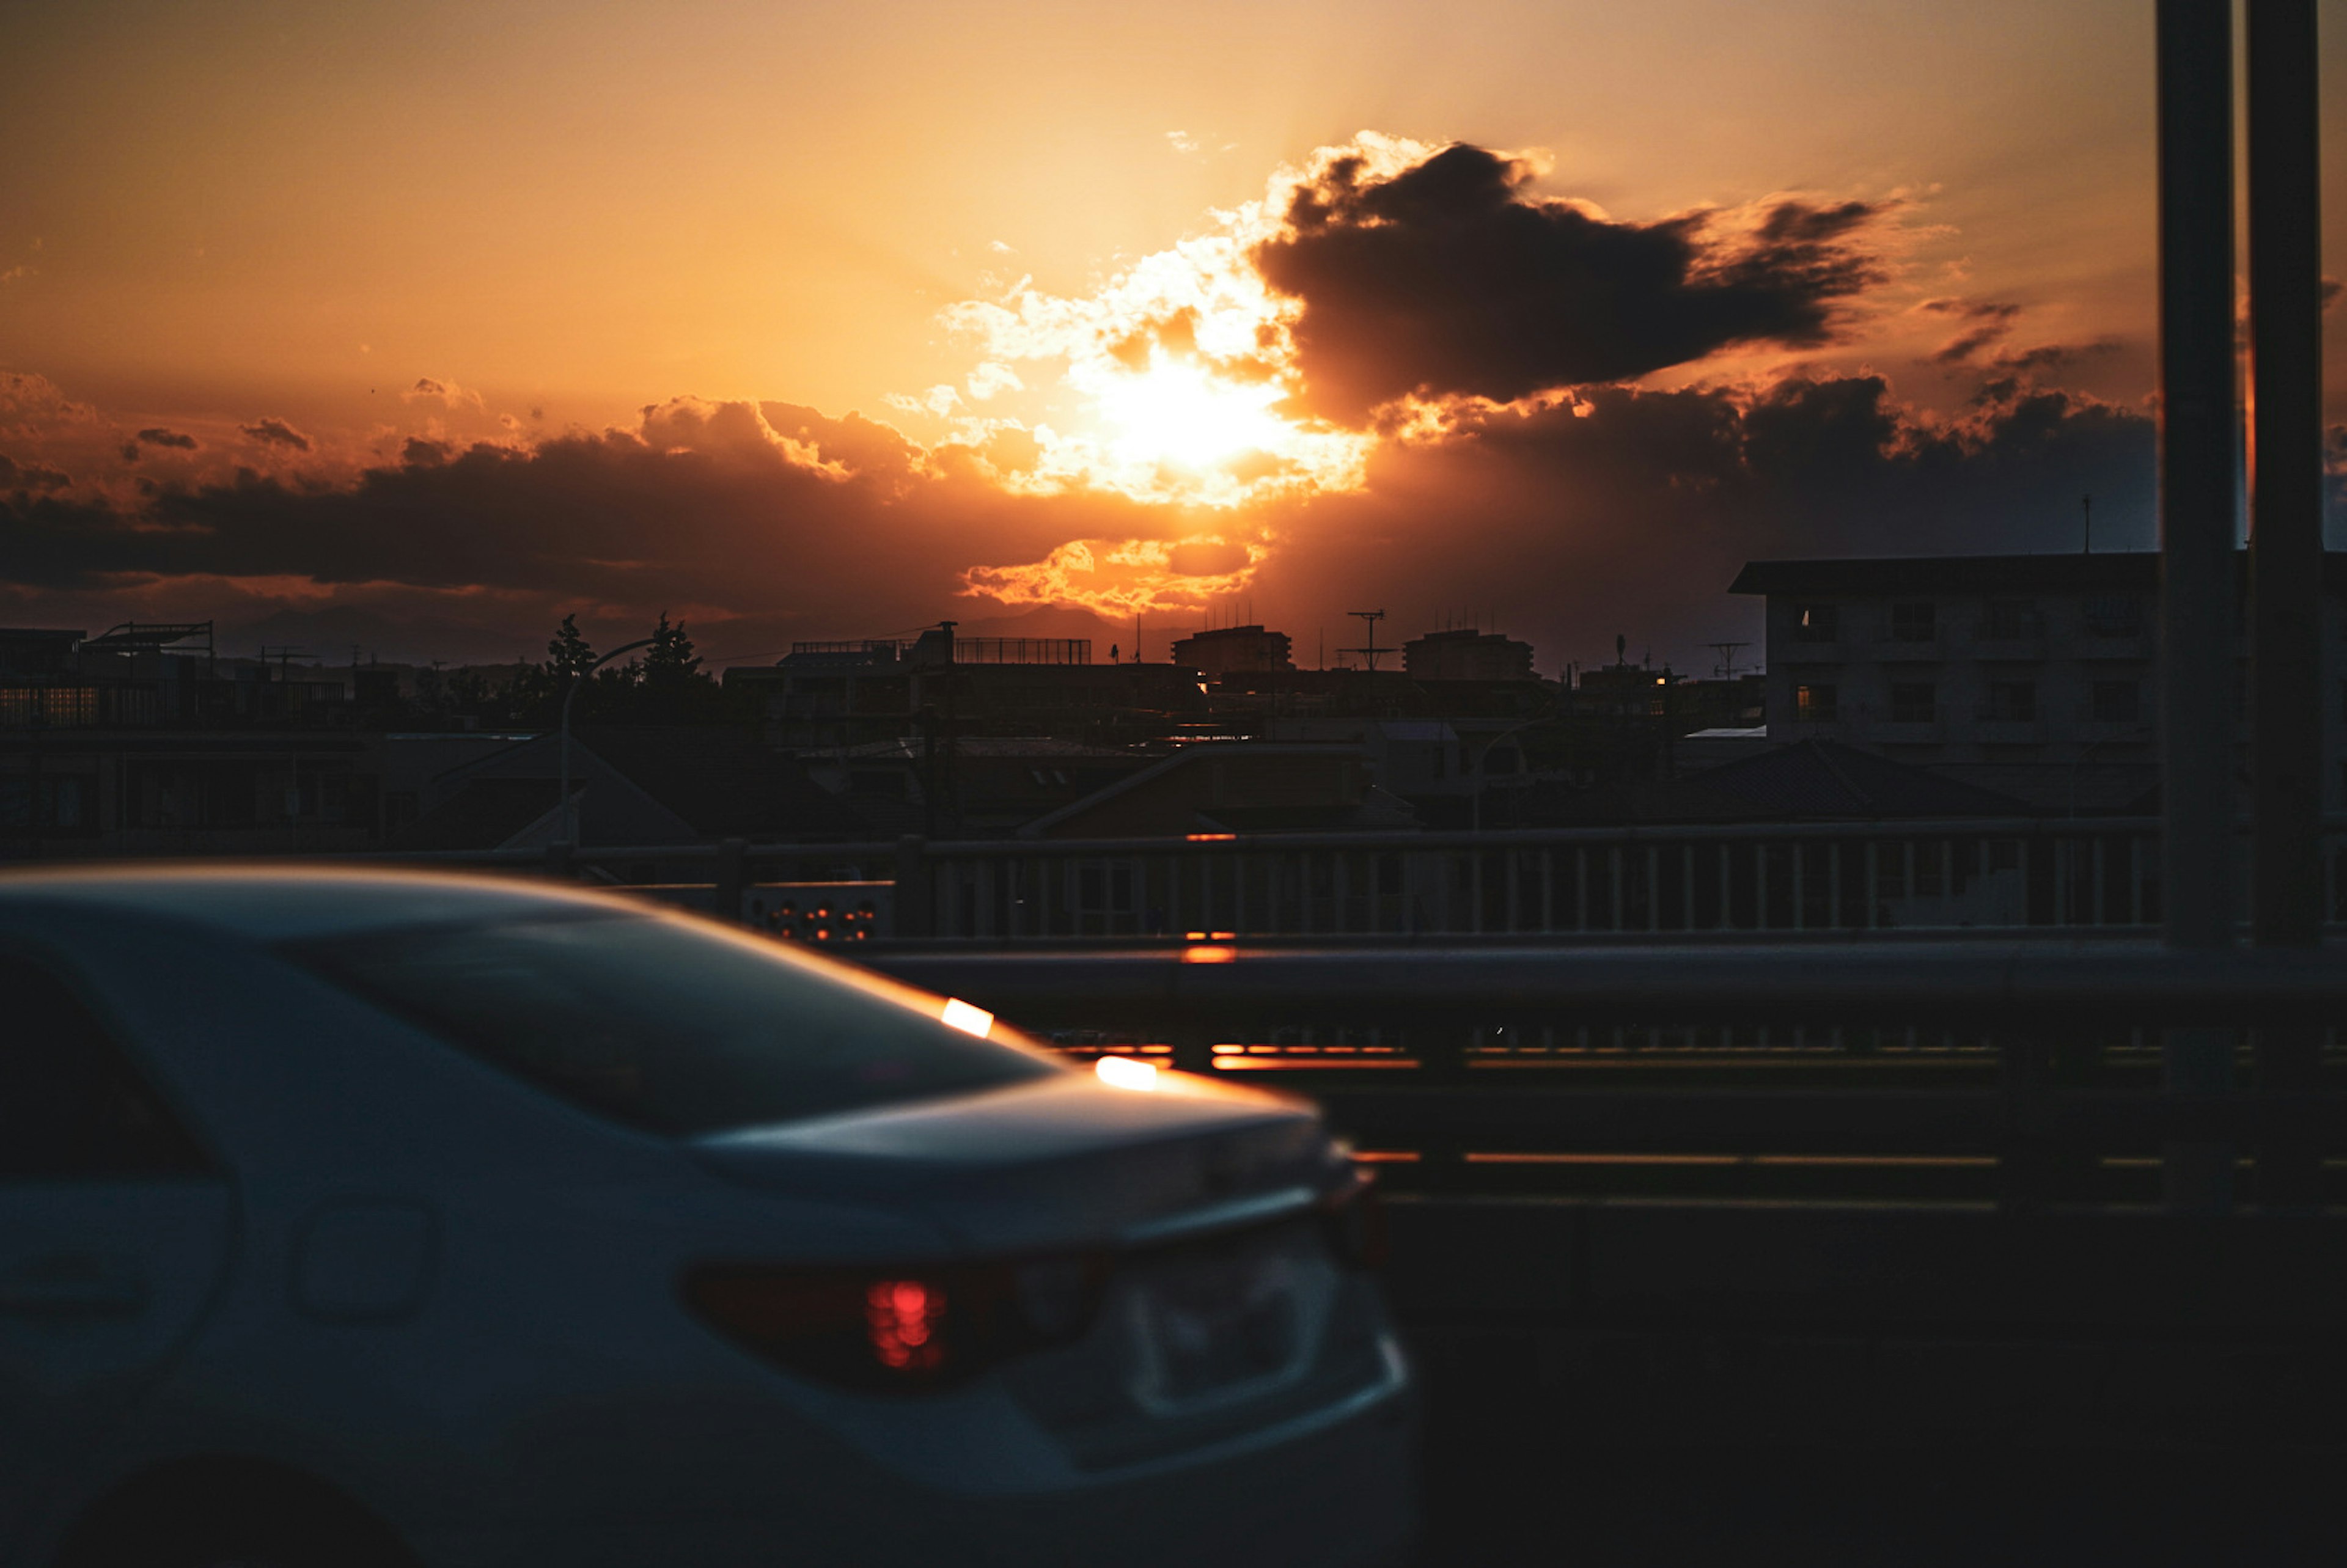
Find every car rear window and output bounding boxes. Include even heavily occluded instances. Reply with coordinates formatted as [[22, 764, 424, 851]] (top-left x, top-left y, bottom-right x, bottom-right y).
[[288, 912, 1057, 1135]]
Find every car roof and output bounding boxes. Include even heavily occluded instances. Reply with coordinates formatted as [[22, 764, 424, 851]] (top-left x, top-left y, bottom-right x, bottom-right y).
[[0, 864, 628, 943]]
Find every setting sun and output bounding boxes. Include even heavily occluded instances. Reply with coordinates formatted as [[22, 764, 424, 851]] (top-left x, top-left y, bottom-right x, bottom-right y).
[[1092, 359, 1293, 471]]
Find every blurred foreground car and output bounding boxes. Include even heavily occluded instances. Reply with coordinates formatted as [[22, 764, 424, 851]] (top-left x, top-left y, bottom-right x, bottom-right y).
[[0, 868, 1414, 1568]]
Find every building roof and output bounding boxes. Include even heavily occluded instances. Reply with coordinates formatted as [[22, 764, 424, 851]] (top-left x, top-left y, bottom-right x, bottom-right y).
[[1649, 739, 2035, 821], [389, 777, 574, 851], [1928, 761, 2161, 816], [571, 725, 867, 838], [827, 736, 1138, 761], [1017, 741, 1408, 837], [1728, 550, 2347, 596]]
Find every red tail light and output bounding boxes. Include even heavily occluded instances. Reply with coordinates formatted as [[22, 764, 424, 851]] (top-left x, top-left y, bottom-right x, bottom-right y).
[[864, 1278, 945, 1372], [681, 1255, 1104, 1393]]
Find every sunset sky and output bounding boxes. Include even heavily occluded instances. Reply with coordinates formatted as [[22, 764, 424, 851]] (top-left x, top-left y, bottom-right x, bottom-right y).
[[6, 0, 2347, 672]]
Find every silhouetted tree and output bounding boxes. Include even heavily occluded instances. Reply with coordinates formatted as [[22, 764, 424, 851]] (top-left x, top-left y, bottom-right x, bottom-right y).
[[546, 614, 598, 682], [636, 612, 721, 720], [643, 613, 702, 686]]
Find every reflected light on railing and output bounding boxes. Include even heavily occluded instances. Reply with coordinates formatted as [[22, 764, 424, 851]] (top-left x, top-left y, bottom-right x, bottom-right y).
[[939, 998, 995, 1038], [1094, 1055, 1161, 1091]]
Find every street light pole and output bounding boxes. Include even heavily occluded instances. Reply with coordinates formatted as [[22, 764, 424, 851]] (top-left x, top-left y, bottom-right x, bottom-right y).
[[1469, 709, 1560, 833], [557, 637, 654, 848]]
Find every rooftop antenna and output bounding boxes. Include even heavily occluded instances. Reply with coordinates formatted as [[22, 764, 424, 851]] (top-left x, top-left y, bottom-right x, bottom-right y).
[[1708, 641, 1749, 679], [1342, 609, 1387, 671]]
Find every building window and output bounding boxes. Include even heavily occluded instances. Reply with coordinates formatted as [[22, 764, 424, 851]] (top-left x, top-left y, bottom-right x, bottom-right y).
[[1889, 683, 1937, 724], [2092, 681, 2139, 724], [1985, 681, 2037, 722], [1796, 683, 1838, 722], [1791, 604, 1838, 643], [2084, 595, 2143, 637], [1982, 599, 2041, 640], [0, 775, 91, 832], [1890, 603, 1936, 642]]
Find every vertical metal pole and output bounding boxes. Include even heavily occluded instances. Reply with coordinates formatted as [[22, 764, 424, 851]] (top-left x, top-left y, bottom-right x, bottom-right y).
[[2247, 0, 2325, 1205], [2247, 0, 2324, 942], [712, 837, 748, 924], [2156, 0, 2240, 1211], [893, 833, 930, 939]]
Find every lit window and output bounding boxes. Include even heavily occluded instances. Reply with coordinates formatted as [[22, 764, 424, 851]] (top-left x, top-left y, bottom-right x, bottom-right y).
[[1796, 684, 1838, 722]]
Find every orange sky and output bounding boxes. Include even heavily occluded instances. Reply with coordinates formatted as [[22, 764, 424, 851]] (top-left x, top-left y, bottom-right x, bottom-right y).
[[5, 1, 2346, 669]]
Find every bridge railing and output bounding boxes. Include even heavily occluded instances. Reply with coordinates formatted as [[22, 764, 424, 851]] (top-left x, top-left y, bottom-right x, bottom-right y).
[[367, 815, 2347, 942], [850, 939, 2347, 1211]]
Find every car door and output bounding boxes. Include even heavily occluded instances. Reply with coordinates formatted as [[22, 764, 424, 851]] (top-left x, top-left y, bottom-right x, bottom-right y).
[[0, 951, 235, 1552]]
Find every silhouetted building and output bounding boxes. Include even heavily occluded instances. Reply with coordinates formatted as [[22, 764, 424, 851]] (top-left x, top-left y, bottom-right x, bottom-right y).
[[729, 633, 1206, 751], [1170, 625, 1293, 678], [1403, 628, 1535, 682], [801, 736, 1153, 837], [1019, 742, 1415, 838], [389, 725, 863, 851], [1732, 554, 2314, 794], [0, 628, 84, 681], [1577, 659, 1673, 716]]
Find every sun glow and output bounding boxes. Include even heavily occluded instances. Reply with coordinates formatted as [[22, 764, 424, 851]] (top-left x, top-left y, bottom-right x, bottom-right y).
[[1092, 359, 1292, 471]]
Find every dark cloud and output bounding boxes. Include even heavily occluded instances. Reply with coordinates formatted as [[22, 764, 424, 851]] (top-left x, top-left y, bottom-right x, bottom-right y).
[[1253, 144, 1891, 422], [0, 376, 2165, 675], [0, 400, 1162, 653], [239, 417, 312, 452], [1920, 299, 2022, 364], [0, 453, 72, 492], [1249, 372, 2159, 668], [136, 427, 199, 450], [1972, 339, 2123, 381]]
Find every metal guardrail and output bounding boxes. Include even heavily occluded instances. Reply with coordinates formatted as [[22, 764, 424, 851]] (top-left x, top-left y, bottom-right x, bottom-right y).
[[856, 939, 2347, 1211], [861, 937, 2347, 1031], [362, 815, 2347, 941]]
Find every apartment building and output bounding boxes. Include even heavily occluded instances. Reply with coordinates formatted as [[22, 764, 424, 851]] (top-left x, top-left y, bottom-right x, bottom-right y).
[[1729, 551, 2347, 803]]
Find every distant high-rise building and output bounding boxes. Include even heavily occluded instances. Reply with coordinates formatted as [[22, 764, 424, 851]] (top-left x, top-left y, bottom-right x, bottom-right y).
[[1171, 625, 1293, 678], [1403, 628, 1536, 682]]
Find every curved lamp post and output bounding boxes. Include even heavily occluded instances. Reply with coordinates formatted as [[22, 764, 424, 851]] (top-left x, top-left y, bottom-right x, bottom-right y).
[[557, 637, 653, 848], [1468, 710, 1560, 833]]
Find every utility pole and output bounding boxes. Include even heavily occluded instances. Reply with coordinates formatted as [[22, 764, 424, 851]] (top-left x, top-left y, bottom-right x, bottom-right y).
[[2081, 493, 2093, 554], [1340, 609, 1387, 671], [2154, 0, 2239, 1212], [2246, 0, 2325, 1205]]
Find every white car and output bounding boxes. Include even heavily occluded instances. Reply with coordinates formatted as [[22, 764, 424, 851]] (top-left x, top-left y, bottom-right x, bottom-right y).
[[0, 867, 1414, 1568]]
